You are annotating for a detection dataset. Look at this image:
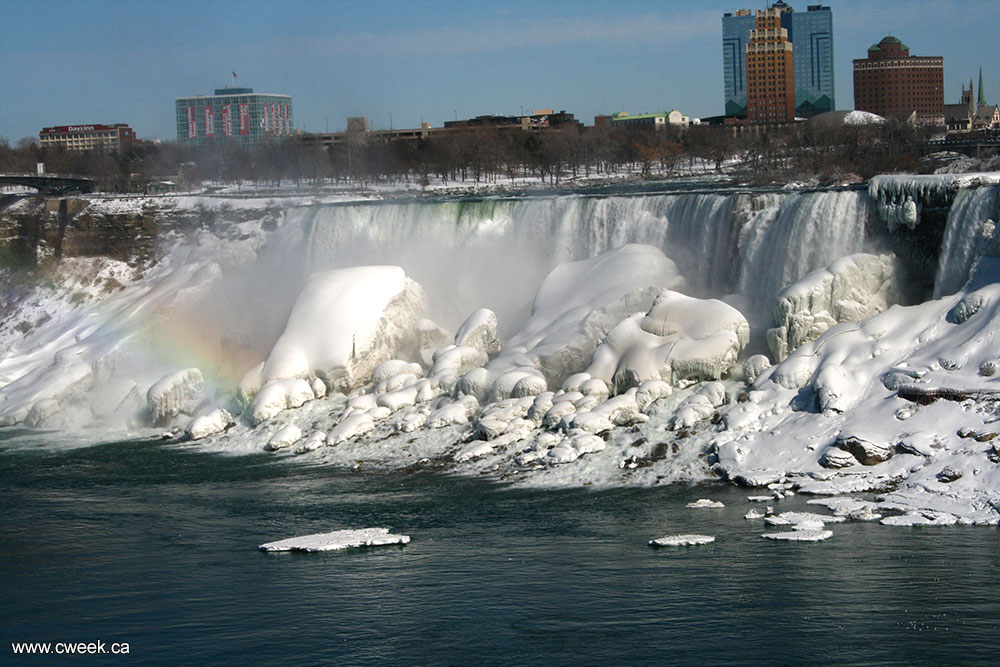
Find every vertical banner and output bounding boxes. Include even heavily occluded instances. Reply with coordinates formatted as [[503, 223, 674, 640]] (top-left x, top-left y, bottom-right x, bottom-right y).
[[271, 104, 279, 135], [186, 106, 197, 138], [238, 103, 249, 136], [283, 104, 290, 135], [204, 106, 215, 138], [262, 104, 270, 135], [221, 105, 232, 137]]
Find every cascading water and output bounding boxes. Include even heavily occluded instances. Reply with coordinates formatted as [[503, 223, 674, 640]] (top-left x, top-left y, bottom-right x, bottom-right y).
[[933, 185, 1000, 298], [268, 190, 879, 334], [736, 190, 874, 310]]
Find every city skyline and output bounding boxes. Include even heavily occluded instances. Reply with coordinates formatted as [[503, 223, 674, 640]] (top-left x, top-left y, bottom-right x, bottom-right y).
[[1, 0, 998, 143]]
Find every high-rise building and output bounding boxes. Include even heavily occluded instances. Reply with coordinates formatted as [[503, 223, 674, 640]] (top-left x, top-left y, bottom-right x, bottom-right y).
[[745, 7, 795, 124], [175, 87, 293, 147], [853, 36, 943, 125], [723, 2, 834, 118]]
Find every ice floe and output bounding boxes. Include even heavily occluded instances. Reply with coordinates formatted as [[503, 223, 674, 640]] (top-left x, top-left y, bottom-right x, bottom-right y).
[[259, 527, 411, 552]]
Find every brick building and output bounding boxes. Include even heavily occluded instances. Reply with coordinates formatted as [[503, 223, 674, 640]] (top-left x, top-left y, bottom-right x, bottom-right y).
[[853, 36, 944, 125], [745, 7, 795, 124], [38, 124, 136, 152]]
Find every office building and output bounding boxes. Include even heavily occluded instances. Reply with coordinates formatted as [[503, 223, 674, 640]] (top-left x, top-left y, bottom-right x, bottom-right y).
[[38, 123, 136, 152], [175, 87, 293, 147], [853, 36, 943, 125], [723, 2, 834, 118], [745, 8, 795, 124]]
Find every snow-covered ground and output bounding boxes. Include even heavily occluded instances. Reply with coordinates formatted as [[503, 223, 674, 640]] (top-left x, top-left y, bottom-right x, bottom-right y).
[[2, 173, 1000, 526]]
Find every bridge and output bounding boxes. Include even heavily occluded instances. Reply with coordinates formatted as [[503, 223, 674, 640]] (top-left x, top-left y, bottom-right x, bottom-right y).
[[0, 173, 96, 195], [928, 132, 1000, 158]]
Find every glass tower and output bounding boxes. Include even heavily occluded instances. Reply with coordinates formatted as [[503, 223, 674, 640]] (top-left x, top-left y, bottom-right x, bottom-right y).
[[723, 3, 834, 118], [175, 88, 293, 148]]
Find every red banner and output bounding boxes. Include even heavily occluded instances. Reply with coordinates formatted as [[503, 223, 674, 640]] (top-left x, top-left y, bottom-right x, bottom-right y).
[[262, 104, 270, 135], [221, 105, 232, 137], [238, 103, 249, 136], [187, 106, 197, 138], [204, 106, 215, 138], [283, 104, 290, 135]]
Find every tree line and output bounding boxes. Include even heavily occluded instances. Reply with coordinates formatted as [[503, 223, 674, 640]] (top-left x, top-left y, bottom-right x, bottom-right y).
[[0, 118, 947, 193]]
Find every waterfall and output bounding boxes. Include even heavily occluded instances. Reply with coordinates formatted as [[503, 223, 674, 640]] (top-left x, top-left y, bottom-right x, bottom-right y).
[[736, 190, 873, 310], [261, 189, 886, 332], [933, 185, 1000, 298]]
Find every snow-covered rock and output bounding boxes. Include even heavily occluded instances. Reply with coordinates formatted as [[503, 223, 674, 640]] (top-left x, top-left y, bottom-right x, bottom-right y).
[[767, 253, 900, 362], [588, 290, 749, 393], [267, 424, 304, 451], [247, 266, 426, 398], [185, 407, 234, 440], [147, 368, 206, 426], [454, 309, 501, 356], [250, 378, 315, 425]]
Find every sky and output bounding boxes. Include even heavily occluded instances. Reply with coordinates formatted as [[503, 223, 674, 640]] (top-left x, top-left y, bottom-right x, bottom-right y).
[[1, 0, 998, 143]]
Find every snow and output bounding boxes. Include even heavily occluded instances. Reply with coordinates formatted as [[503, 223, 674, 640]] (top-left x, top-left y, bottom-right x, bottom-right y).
[[761, 530, 833, 541], [252, 266, 426, 396], [686, 499, 725, 509], [6, 177, 1000, 527], [259, 527, 410, 552], [649, 534, 715, 546]]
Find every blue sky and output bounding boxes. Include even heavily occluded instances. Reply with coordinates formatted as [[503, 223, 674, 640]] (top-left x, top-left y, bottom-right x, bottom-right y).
[[1, 0, 997, 143]]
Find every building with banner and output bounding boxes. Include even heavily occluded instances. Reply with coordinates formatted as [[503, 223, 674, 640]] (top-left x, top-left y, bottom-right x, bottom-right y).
[[38, 123, 137, 152], [175, 87, 293, 147]]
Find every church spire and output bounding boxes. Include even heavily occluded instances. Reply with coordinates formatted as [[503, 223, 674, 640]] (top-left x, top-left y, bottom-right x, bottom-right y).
[[979, 67, 986, 105]]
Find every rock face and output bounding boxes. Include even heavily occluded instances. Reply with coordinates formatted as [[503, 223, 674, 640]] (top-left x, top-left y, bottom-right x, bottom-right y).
[[454, 309, 501, 356], [835, 433, 893, 466], [146, 368, 206, 426], [767, 253, 900, 362]]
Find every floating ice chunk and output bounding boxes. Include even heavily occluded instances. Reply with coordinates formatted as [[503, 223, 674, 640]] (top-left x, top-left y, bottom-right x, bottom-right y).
[[267, 424, 303, 451], [744, 509, 765, 519], [880, 511, 958, 526], [260, 527, 410, 552], [747, 495, 772, 503], [185, 407, 234, 440], [147, 368, 205, 426], [686, 499, 725, 509], [763, 512, 846, 527], [762, 530, 833, 541], [649, 534, 715, 547]]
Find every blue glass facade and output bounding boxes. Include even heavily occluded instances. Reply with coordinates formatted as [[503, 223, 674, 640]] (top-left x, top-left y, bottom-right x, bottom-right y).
[[722, 4, 834, 117]]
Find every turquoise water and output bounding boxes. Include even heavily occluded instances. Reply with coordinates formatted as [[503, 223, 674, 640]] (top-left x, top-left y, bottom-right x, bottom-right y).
[[2, 434, 998, 665]]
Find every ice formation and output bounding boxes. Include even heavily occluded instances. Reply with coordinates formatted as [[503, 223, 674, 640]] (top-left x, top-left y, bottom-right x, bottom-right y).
[[3, 176, 1000, 525], [259, 527, 411, 552], [649, 534, 715, 546], [767, 253, 901, 362]]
